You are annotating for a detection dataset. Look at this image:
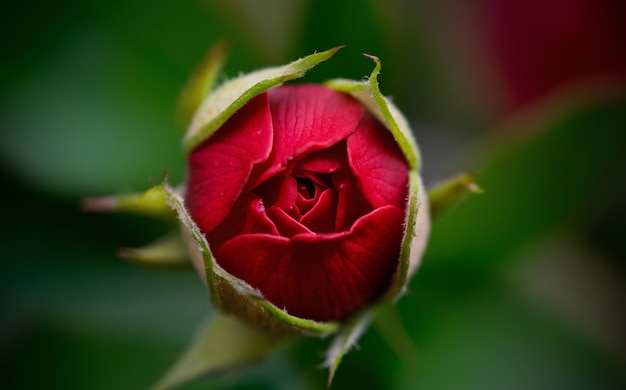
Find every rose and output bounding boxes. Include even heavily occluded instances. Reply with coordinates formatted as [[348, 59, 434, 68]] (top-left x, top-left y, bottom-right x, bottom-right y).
[[82, 47, 433, 385], [185, 83, 410, 321], [82, 47, 430, 335], [178, 48, 430, 332]]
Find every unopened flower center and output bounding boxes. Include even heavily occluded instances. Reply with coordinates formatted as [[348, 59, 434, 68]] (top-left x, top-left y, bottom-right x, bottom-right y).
[[295, 177, 315, 199]]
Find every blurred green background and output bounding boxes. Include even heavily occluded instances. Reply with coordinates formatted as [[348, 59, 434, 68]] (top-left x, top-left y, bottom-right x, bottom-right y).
[[2, 1, 625, 389]]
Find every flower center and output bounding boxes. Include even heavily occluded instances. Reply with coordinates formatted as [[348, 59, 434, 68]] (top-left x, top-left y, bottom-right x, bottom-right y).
[[295, 177, 315, 199]]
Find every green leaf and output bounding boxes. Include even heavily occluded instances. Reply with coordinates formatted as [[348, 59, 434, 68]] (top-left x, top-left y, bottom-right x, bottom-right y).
[[183, 46, 343, 153], [152, 313, 284, 390]]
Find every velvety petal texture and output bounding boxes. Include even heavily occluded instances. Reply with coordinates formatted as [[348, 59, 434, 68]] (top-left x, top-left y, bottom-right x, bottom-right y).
[[186, 84, 410, 321], [186, 94, 273, 235], [216, 206, 404, 321]]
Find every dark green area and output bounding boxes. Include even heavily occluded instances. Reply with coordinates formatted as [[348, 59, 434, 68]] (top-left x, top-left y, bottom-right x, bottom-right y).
[[2, 1, 625, 389]]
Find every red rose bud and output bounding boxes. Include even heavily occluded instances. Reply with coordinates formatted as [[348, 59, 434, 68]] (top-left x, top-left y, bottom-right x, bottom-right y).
[[187, 84, 407, 321], [179, 47, 430, 334]]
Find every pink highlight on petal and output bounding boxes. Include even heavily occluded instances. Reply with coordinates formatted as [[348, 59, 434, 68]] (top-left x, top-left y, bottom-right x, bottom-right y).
[[347, 111, 409, 210], [186, 93, 273, 235]]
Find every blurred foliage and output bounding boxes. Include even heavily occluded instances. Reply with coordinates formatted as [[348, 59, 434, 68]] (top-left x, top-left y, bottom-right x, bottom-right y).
[[2, 0, 625, 389]]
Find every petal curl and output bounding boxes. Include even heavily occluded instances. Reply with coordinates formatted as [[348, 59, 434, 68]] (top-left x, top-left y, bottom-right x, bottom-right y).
[[186, 93, 273, 234], [300, 188, 337, 233], [246, 85, 364, 188], [207, 193, 279, 251], [332, 169, 372, 232], [266, 206, 311, 237], [347, 111, 409, 209], [294, 141, 348, 174], [215, 205, 405, 321]]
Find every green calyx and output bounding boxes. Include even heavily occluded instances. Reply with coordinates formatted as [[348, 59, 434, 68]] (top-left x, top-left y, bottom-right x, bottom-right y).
[[325, 54, 429, 300], [325, 54, 422, 171], [182, 46, 343, 154]]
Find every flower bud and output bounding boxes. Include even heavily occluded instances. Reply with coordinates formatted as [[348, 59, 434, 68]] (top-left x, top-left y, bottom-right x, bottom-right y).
[[178, 47, 431, 335], [83, 47, 439, 386]]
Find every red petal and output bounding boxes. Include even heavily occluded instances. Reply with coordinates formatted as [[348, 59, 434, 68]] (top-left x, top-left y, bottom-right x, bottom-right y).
[[266, 206, 311, 237], [300, 188, 337, 233], [186, 94, 273, 234], [294, 140, 348, 174], [246, 85, 364, 189], [207, 193, 279, 251], [332, 169, 373, 232], [347, 111, 409, 209], [215, 205, 405, 321]]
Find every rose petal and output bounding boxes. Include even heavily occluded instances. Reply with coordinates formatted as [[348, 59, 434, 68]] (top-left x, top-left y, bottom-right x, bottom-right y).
[[246, 85, 364, 189], [207, 193, 279, 251], [294, 140, 348, 174], [292, 172, 331, 215], [253, 175, 299, 216], [300, 188, 338, 233], [215, 205, 404, 321], [186, 93, 273, 234], [347, 111, 409, 209], [266, 206, 311, 237], [332, 169, 373, 232]]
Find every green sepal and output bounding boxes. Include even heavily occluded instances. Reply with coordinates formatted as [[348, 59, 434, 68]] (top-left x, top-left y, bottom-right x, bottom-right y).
[[326, 56, 430, 300], [178, 41, 229, 130], [324, 311, 371, 387], [81, 182, 175, 220], [183, 46, 343, 153], [428, 171, 483, 220], [152, 313, 285, 390], [324, 303, 418, 386], [160, 182, 219, 300], [386, 171, 422, 299], [117, 234, 190, 268], [162, 181, 339, 336], [325, 54, 421, 171]]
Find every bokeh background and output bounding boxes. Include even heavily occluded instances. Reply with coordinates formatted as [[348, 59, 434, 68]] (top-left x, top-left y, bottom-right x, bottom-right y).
[[2, 0, 626, 388]]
